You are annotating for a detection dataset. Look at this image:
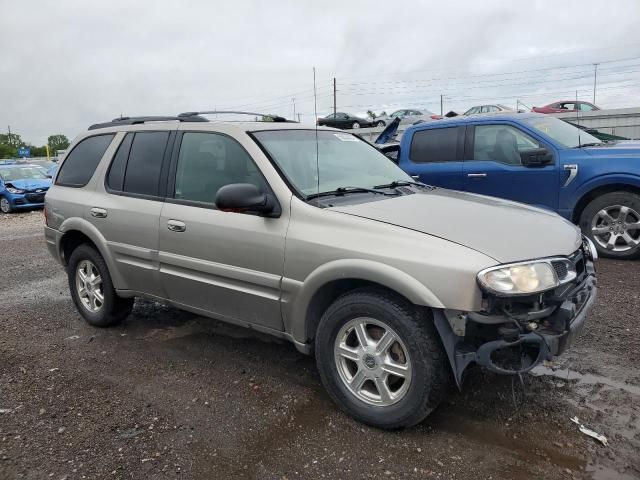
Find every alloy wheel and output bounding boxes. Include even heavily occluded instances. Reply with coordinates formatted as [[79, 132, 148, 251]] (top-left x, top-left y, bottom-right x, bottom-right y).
[[0, 198, 10, 213], [75, 260, 104, 313], [352, 122, 360, 129], [334, 317, 411, 406], [591, 205, 640, 252]]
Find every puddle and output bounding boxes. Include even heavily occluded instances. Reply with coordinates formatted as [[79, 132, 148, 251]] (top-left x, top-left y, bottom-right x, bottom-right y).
[[530, 366, 640, 396]]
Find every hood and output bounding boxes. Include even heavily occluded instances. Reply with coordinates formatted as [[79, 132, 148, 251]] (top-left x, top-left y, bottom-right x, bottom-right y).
[[6, 178, 52, 191], [582, 141, 640, 158], [375, 117, 401, 144], [329, 189, 582, 263]]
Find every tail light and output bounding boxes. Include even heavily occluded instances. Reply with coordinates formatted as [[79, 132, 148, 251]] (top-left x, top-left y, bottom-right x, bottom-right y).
[[431, 115, 442, 120]]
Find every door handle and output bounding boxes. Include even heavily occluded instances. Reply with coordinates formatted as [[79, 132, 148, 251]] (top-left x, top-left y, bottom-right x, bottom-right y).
[[90, 207, 107, 218], [167, 220, 186, 233], [467, 173, 487, 178]]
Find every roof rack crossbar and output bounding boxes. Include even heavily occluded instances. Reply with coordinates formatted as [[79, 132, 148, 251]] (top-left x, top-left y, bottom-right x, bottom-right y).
[[88, 115, 209, 130], [178, 111, 292, 122]]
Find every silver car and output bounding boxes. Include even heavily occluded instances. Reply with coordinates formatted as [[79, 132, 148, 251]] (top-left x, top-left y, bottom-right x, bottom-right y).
[[374, 109, 439, 127], [44, 112, 597, 429], [464, 104, 515, 115]]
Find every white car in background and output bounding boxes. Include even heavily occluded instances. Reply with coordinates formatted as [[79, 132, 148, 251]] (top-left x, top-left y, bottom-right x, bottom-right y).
[[374, 108, 441, 127], [463, 104, 515, 115]]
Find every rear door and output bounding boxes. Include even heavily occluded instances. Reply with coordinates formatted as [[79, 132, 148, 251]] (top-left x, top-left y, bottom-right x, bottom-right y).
[[157, 131, 287, 331], [462, 123, 559, 209], [401, 125, 465, 190], [94, 130, 174, 297]]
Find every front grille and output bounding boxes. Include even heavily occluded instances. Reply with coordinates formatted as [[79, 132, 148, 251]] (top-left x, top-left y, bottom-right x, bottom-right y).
[[25, 193, 45, 203]]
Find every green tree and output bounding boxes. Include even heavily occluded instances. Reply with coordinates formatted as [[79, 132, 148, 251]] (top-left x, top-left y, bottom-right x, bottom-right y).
[[0, 133, 22, 159], [366, 110, 377, 120], [47, 134, 70, 152]]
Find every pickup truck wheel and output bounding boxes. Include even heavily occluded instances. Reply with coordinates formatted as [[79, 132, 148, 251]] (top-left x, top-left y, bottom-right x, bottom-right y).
[[580, 192, 640, 259], [67, 244, 134, 327], [315, 288, 449, 429]]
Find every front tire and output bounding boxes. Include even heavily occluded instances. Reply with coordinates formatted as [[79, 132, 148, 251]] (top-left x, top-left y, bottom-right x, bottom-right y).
[[67, 244, 134, 327], [315, 288, 449, 429], [376, 121, 385, 127], [351, 122, 361, 129], [579, 191, 640, 260], [0, 197, 13, 213]]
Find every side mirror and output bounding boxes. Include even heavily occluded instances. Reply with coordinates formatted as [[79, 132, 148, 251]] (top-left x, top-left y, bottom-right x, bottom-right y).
[[520, 148, 553, 167], [215, 183, 279, 218]]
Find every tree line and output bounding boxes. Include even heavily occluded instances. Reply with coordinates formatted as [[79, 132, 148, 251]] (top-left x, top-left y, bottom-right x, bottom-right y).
[[0, 132, 70, 159]]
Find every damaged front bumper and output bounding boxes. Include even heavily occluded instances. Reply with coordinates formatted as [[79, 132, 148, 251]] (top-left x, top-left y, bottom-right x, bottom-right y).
[[434, 250, 597, 387]]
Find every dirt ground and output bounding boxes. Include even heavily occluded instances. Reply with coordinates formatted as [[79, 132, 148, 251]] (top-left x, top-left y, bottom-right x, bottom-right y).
[[1, 211, 638, 480]]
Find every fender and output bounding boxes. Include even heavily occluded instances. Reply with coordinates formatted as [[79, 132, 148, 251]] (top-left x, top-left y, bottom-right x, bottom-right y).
[[283, 258, 445, 344], [57, 217, 127, 290], [565, 172, 640, 216]]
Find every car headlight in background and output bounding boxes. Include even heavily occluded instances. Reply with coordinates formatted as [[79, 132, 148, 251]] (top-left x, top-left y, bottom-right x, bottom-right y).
[[478, 259, 576, 295], [6, 187, 24, 194]]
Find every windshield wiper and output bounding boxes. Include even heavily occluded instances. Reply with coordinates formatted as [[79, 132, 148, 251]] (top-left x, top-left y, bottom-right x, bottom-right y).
[[306, 186, 399, 201], [373, 180, 435, 190]]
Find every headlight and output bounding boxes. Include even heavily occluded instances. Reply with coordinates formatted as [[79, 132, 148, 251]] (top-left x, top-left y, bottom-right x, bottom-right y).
[[478, 259, 575, 296], [6, 187, 24, 194]]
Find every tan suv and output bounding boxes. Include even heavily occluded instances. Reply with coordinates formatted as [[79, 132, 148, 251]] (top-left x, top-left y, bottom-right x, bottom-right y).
[[44, 111, 598, 428]]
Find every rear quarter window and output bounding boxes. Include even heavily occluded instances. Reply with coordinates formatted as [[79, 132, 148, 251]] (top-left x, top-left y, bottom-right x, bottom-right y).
[[55, 134, 115, 187], [122, 131, 170, 197], [409, 127, 461, 163]]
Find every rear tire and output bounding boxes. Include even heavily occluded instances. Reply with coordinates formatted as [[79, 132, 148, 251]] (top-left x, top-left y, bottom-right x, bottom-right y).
[[579, 191, 640, 260], [376, 121, 385, 127], [67, 244, 134, 327], [351, 122, 361, 129], [315, 288, 450, 429]]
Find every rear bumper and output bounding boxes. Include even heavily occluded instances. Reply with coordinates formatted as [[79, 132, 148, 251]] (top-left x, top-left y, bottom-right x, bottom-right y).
[[44, 226, 64, 265]]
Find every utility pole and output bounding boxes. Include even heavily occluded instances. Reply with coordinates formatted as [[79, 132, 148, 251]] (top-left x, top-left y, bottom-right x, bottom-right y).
[[292, 98, 296, 120], [333, 77, 337, 116], [7, 125, 12, 147], [440, 95, 443, 116], [593, 63, 599, 105], [297, 113, 301, 123]]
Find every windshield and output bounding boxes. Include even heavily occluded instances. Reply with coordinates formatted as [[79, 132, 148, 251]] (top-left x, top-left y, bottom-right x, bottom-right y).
[[0, 166, 49, 182], [252, 130, 412, 197], [523, 116, 602, 148]]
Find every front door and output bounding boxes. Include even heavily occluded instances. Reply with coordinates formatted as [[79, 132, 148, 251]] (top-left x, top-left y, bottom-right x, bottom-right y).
[[158, 131, 288, 331], [462, 123, 559, 210]]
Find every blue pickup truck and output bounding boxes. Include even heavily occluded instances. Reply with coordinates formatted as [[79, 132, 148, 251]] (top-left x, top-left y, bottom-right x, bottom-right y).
[[384, 113, 640, 260]]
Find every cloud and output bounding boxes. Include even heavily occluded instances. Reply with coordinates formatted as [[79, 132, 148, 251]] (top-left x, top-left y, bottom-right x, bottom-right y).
[[1, 0, 639, 144]]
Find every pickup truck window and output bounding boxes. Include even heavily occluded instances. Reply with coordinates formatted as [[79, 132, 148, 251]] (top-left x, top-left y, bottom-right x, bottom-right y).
[[409, 127, 460, 163], [473, 125, 540, 165]]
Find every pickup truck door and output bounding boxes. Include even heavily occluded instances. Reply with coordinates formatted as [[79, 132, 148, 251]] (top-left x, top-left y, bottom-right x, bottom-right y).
[[399, 125, 465, 190], [462, 123, 559, 210]]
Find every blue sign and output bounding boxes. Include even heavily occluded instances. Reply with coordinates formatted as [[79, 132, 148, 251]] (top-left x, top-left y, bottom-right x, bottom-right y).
[[17, 147, 31, 157]]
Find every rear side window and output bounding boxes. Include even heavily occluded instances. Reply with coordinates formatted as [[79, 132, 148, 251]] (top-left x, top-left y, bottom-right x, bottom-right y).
[[106, 133, 133, 191], [122, 132, 170, 197], [55, 134, 115, 187], [409, 127, 461, 163]]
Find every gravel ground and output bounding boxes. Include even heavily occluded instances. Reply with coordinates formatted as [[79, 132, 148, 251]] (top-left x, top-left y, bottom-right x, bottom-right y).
[[0, 211, 638, 480]]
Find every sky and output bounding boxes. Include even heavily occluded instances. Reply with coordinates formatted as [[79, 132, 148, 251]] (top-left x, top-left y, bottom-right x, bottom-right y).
[[1, 0, 640, 145]]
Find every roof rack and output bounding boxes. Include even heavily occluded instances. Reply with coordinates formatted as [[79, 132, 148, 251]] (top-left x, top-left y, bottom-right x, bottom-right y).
[[178, 111, 293, 122], [88, 115, 208, 130]]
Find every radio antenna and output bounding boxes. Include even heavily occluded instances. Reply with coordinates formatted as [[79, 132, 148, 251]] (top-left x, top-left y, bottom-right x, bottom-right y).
[[313, 67, 320, 200], [575, 90, 581, 148]]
